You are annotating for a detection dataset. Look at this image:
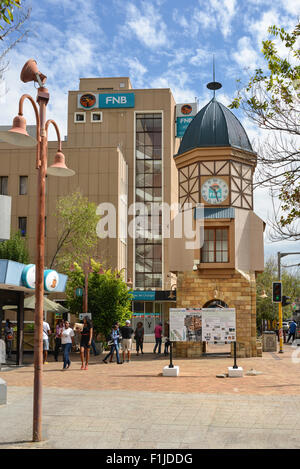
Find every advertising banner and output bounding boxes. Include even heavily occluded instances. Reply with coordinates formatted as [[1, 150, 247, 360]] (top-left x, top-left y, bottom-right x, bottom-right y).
[[202, 308, 236, 343], [176, 116, 194, 138], [176, 103, 198, 118]]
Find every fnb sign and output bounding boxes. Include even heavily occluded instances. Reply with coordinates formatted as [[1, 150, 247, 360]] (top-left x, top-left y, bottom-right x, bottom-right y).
[[99, 93, 135, 108]]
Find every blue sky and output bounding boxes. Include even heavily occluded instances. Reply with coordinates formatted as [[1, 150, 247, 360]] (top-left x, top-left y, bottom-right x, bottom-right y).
[[1, 0, 300, 264]]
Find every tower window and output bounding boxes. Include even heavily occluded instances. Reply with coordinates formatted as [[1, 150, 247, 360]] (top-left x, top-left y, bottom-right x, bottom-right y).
[[201, 228, 229, 263]]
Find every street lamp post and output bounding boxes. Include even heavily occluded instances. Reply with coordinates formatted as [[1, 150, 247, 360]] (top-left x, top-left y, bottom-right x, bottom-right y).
[[0, 59, 75, 442]]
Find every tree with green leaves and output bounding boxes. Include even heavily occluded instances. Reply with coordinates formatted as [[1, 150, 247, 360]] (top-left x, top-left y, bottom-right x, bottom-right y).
[[230, 22, 300, 241], [0, 0, 31, 93], [256, 257, 300, 329], [66, 259, 132, 339], [0, 231, 29, 263], [0, 0, 21, 27], [49, 191, 101, 272]]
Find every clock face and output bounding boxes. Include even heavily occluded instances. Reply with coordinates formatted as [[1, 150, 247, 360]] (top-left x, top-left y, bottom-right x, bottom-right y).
[[201, 178, 229, 204]]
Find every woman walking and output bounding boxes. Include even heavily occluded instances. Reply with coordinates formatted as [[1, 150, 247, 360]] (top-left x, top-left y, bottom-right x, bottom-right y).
[[54, 319, 64, 362], [135, 321, 144, 355], [103, 323, 122, 364], [61, 321, 74, 370], [80, 316, 93, 370]]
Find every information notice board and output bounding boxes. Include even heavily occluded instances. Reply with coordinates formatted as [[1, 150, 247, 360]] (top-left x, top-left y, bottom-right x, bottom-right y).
[[202, 308, 236, 343], [169, 308, 236, 344]]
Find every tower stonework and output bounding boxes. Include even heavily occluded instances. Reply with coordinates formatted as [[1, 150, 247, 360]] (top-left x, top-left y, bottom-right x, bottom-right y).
[[169, 97, 265, 358]]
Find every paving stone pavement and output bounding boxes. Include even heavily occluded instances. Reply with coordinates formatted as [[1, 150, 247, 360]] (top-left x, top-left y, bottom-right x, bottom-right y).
[[1, 343, 300, 449], [1, 386, 300, 449]]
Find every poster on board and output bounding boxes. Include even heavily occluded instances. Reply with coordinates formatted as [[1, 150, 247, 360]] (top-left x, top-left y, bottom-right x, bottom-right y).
[[169, 308, 202, 342], [202, 308, 236, 343]]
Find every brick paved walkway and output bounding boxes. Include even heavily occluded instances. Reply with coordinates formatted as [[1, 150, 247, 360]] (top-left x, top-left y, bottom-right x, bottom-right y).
[[1, 343, 300, 449], [2, 343, 300, 395]]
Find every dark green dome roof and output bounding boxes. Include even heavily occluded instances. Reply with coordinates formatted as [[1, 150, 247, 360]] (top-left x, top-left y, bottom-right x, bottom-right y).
[[176, 98, 254, 156]]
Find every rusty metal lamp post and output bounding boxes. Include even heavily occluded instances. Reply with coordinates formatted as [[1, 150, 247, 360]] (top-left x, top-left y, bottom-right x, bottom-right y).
[[0, 59, 75, 442]]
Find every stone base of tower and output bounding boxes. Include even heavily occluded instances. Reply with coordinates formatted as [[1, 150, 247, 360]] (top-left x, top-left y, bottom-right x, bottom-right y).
[[173, 269, 260, 359]]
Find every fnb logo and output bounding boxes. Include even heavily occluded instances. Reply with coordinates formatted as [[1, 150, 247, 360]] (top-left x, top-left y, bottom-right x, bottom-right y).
[[106, 96, 127, 105], [100, 93, 135, 108]]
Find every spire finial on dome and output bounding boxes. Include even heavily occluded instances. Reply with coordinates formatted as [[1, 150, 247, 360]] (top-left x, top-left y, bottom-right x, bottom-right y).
[[207, 54, 222, 98]]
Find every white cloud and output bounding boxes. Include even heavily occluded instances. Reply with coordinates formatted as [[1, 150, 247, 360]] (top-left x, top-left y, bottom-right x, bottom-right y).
[[125, 2, 169, 49], [125, 58, 147, 88], [151, 70, 198, 103], [232, 36, 262, 71], [194, 0, 238, 39]]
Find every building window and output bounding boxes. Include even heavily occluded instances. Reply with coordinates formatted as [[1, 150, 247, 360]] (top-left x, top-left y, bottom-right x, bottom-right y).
[[91, 112, 102, 122], [19, 176, 28, 195], [18, 217, 27, 237], [0, 176, 8, 195], [135, 113, 163, 289], [201, 228, 229, 263], [74, 112, 86, 123]]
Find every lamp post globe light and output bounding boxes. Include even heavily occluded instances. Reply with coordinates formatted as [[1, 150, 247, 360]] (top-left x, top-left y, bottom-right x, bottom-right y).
[[0, 59, 75, 442]]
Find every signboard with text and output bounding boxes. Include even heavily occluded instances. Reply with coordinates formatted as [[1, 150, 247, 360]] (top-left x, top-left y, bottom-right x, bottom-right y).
[[99, 93, 135, 108], [170, 307, 236, 343], [202, 308, 236, 343]]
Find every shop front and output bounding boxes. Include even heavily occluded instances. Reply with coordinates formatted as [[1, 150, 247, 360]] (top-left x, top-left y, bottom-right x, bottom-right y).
[[131, 290, 176, 342]]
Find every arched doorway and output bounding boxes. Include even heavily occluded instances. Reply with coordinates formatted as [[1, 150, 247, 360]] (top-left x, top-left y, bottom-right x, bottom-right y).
[[203, 299, 229, 309], [202, 299, 231, 357]]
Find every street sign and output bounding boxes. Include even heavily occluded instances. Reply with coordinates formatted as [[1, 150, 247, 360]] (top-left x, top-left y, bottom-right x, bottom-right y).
[[75, 287, 83, 297]]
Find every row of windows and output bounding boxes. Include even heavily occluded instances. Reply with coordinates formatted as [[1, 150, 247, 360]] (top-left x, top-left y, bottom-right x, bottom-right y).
[[0, 176, 28, 196]]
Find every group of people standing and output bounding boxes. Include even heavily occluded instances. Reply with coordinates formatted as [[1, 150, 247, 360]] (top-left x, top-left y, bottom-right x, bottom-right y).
[[46, 316, 94, 370], [103, 320, 170, 365], [3, 315, 171, 367]]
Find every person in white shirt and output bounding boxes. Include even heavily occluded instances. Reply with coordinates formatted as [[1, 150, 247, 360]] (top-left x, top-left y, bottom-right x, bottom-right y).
[[43, 320, 51, 364], [61, 321, 74, 370]]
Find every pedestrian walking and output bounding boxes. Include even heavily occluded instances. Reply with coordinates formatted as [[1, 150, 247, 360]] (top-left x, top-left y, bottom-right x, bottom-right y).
[[153, 322, 163, 354], [80, 316, 93, 370], [43, 319, 51, 364], [134, 321, 144, 355], [120, 320, 134, 363], [4, 319, 14, 359], [107, 322, 120, 362], [54, 319, 64, 362], [103, 324, 122, 364], [61, 321, 74, 370], [287, 320, 297, 344]]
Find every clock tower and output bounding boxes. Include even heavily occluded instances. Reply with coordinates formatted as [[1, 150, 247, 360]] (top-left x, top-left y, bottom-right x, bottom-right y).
[[170, 82, 265, 358]]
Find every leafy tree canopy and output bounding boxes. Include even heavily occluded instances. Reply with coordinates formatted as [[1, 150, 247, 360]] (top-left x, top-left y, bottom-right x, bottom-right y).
[[256, 257, 300, 326], [0, 0, 21, 29], [230, 22, 300, 241], [66, 259, 132, 339], [50, 191, 101, 272], [0, 231, 29, 263]]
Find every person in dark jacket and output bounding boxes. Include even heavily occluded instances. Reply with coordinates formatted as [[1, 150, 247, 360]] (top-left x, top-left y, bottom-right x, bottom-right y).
[[287, 320, 297, 344]]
